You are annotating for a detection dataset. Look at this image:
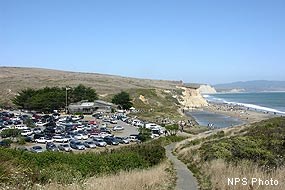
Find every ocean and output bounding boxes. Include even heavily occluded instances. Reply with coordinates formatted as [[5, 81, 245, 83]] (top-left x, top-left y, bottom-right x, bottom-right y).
[[204, 92, 285, 114], [187, 92, 285, 128]]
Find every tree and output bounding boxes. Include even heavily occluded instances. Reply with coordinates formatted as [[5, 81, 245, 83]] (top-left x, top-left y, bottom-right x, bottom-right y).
[[12, 85, 98, 113], [138, 127, 152, 142], [13, 88, 36, 110], [69, 84, 98, 103], [29, 87, 65, 112], [165, 124, 179, 136], [112, 91, 133, 110]]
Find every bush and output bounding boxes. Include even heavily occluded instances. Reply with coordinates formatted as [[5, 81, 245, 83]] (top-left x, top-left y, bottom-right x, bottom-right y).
[[0, 129, 21, 138], [0, 143, 166, 186], [0, 139, 12, 147], [17, 137, 26, 145]]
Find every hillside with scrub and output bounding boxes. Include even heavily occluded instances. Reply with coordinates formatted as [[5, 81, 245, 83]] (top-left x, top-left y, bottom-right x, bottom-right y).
[[0, 67, 208, 122], [175, 117, 285, 190]]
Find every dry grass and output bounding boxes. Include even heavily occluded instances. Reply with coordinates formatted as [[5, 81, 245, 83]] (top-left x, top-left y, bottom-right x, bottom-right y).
[[34, 161, 175, 190], [207, 159, 285, 190], [0, 67, 180, 106]]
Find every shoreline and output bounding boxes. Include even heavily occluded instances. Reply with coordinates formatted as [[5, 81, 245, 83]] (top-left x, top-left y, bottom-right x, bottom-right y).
[[203, 102, 276, 124], [180, 101, 278, 130]]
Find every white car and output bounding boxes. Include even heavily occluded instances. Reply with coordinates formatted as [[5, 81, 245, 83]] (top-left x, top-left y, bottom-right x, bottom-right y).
[[52, 136, 69, 143], [21, 129, 33, 136], [113, 126, 124, 131], [35, 137, 53, 144], [14, 125, 28, 130], [74, 134, 89, 140], [110, 120, 118, 124], [99, 132, 112, 138]]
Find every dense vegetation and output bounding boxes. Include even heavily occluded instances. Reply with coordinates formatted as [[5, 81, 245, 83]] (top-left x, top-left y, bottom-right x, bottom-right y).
[[200, 117, 285, 168], [176, 117, 285, 190], [126, 88, 185, 122], [111, 91, 133, 110], [0, 143, 165, 189], [13, 84, 98, 112]]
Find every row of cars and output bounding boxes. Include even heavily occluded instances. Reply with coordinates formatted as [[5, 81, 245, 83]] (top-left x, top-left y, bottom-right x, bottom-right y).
[[96, 113, 166, 137], [29, 135, 139, 153]]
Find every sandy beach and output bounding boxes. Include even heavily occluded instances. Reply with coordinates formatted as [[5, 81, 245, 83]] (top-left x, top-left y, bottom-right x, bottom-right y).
[[203, 102, 276, 124]]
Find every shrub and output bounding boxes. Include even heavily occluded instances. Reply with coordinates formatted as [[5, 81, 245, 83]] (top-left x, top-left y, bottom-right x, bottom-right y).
[[0, 129, 21, 138], [0, 143, 166, 186], [17, 137, 26, 145]]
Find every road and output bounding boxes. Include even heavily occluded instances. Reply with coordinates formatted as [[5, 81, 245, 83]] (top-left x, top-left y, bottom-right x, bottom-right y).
[[165, 143, 198, 190]]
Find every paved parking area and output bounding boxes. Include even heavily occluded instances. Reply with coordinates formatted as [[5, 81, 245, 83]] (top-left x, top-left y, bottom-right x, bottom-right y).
[[22, 118, 139, 152]]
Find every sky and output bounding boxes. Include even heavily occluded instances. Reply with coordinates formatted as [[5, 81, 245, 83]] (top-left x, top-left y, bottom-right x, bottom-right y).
[[0, 0, 284, 85]]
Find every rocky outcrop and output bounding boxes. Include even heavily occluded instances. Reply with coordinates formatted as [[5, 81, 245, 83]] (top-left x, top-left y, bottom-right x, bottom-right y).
[[198, 85, 216, 94], [177, 86, 208, 108]]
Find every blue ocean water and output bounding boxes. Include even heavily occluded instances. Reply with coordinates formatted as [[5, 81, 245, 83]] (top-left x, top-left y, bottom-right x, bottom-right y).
[[204, 92, 285, 114]]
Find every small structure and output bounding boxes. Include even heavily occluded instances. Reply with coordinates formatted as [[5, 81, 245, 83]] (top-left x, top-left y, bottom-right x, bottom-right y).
[[68, 100, 115, 114]]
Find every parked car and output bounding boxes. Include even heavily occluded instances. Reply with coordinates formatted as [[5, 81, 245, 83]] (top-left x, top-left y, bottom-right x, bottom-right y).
[[110, 119, 118, 124], [93, 138, 107, 147], [100, 126, 110, 132], [21, 129, 33, 136], [128, 134, 139, 142], [30, 146, 44, 153], [0, 140, 10, 147], [33, 128, 42, 134], [70, 140, 85, 150], [23, 136, 33, 142], [58, 144, 72, 152], [17, 146, 28, 151], [73, 133, 89, 140], [64, 134, 74, 141], [14, 125, 28, 130], [83, 141, 97, 149], [35, 137, 53, 143], [46, 142, 59, 151], [113, 126, 124, 131], [104, 137, 119, 145], [52, 135, 69, 143], [114, 137, 130, 144]]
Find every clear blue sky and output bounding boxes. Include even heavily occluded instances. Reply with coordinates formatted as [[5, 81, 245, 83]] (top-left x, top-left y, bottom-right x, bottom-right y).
[[1, 0, 284, 84]]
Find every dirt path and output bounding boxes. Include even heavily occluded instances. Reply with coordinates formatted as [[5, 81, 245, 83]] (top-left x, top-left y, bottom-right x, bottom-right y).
[[165, 143, 198, 190]]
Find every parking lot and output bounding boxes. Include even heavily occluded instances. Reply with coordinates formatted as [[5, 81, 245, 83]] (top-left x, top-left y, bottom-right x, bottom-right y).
[[0, 109, 166, 153], [0, 110, 153, 152], [23, 119, 139, 152]]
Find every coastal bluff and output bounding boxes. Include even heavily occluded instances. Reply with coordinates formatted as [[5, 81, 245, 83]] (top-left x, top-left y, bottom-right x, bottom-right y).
[[177, 86, 208, 108]]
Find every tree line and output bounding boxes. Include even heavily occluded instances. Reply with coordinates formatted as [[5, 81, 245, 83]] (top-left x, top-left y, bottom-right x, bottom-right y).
[[12, 84, 134, 112], [13, 84, 98, 112]]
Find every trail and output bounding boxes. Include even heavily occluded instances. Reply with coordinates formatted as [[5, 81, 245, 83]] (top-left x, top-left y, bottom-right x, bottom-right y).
[[165, 143, 198, 190]]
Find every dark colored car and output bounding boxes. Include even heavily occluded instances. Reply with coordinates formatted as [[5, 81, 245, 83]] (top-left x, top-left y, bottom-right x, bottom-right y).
[[0, 140, 11, 147], [114, 137, 130, 144], [30, 146, 44, 153], [46, 142, 58, 151], [103, 137, 119, 145], [100, 127, 111, 133], [33, 133, 45, 140]]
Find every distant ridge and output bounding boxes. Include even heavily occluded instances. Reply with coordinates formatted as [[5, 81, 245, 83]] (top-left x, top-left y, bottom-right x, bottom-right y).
[[0, 66, 181, 106], [214, 80, 285, 92]]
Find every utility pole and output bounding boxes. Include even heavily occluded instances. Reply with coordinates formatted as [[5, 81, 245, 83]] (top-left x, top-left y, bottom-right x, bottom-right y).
[[66, 87, 70, 114]]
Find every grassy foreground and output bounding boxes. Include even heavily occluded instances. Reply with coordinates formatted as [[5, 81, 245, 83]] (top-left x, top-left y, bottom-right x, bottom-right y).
[[0, 143, 165, 189], [175, 117, 285, 190], [35, 161, 176, 190], [0, 136, 186, 190]]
